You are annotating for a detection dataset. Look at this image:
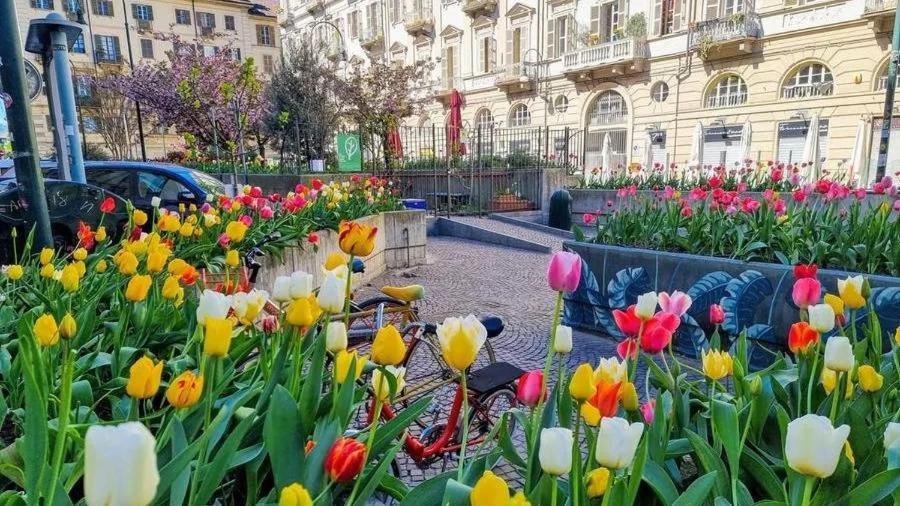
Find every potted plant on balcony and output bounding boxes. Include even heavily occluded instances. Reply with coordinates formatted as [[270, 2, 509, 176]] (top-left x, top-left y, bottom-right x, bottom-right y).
[[625, 13, 647, 39]]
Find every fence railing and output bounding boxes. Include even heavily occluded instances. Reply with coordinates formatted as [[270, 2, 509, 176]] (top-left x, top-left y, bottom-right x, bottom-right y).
[[495, 62, 537, 84], [688, 13, 761, 48], [781, 81, 834, 100], [706, 92, 748, 108], [563, 37, 648, 71]]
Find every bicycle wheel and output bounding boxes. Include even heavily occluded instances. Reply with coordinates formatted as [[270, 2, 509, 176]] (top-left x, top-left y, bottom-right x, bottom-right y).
[[461, 386, 519, 446]]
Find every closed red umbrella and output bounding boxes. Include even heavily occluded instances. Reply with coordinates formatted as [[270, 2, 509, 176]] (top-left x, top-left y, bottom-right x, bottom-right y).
[[447, 89, 463, 156], [387, 125, 403, 159]]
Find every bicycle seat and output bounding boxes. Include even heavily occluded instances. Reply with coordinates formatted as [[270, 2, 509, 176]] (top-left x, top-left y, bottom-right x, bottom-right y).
[[465, 362, 524, 396], [380, 285, 425, 303], [479, 314, 504, 339]]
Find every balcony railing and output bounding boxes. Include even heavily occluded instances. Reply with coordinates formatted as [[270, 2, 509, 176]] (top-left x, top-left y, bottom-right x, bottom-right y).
[[495, 63, 537, 84], [562, 37, 648, 72], [781, 81, 834, 100], [865, 0, 896, 13], [463, 72, 497, 91], [404, 7, 433, 33], [688, 13, 761, 49], [706, 92, 747, 109], [94, 51, 123, 64], [461, 0, 496, 15], [360, 25, 383, 48]]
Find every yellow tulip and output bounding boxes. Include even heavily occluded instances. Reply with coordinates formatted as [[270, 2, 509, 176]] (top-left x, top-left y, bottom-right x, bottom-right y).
[[126, 356, 164, 399], [621, 381, 639, 411], [146, 250, 167, 273], [167, 258, 188, 276], [73, 260, 86, 278], [821, 368, 854, 399], [95, 259, 108, 273], [178, 222, 194, 238], [586, 467, 611, 498], [133, 209, 148, 226], [371, 365, 406, 401], [158, 213, 181, 233], [593, 357, 627, 384], [470, 470, 509, 506], [285, 295, 321, 327], [837, 276, 866, 310], [225, 249, 240, 268], [95, 226, 107, 242], [508, 491, 530, 506], [5, 264, 23, 281], [60, 263, 80, 292], [436, 315, 486, 371], [59, 313, 77, 339], [161, 275, 183, 301], [338, 221, 377, 257], [702, 350, 733, 381], [371, 324, 406, 366], [895, 327, 900, 346], [116, 250, 139, 275], [40, 263, 54, 278], [225, 220, 248, 243], [39, 247, 54, 266], [581, 402, 601, 426], [125, 275, 152, 302], [204, 317, 234, 357], [33, 314, 59, 347], [324, 252, 348, 271], [857, 365, 883, 392], [569, 363, 596, 402], [73, 247, 88, 261], [334, 350, 367, 384], [279, 483, 313, 506], [166, 370, 203, 408]]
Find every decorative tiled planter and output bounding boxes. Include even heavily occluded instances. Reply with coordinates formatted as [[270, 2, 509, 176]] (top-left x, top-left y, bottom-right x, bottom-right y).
[[563, 240, 900, 369]]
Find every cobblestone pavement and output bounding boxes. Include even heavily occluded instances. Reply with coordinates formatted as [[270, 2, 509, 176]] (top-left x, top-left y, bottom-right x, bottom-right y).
[[449, 216, 564, 251], [354, 218, 679, 490]]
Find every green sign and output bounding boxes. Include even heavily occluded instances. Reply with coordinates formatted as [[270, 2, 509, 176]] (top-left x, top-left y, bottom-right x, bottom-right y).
[[336, 133, 362, 172]]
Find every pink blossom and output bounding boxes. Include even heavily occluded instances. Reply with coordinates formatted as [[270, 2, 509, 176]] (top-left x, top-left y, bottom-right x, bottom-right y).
[[689, 188, 707, 201], [658, 291, 692, 317], [894, 200, 900, 212], [854, 188, 867, 200], [260, 206, 274, 220], [239, 215, 253, 227], [726, 205, 738, 216], [218, 233, 231, 248], [736, 182, 748, 193], [663, 185, 675, 199], [791, 278, 821, 309], [640, 399, 656, 424], [201, 202, 212, 213], [582, 213, 596, 225], [547, 251, 582, 292]]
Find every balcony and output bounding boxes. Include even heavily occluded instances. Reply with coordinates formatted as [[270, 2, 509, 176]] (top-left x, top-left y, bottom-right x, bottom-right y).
[[461, 0, 497, 16], [199, 25, 215, 38], [863, 0, 896, 31], [562, 37, 648, 81], [463, 72, 497, 92], [434, 76, 462, 103], [306, 0, 325, 15], [94, 51, 123, 65], [135, 19, 153, 33], [404, 7, 433, 35], [688, 13, 761, 60], [360, 25, 384, 50], [495, 63, 537, 93]]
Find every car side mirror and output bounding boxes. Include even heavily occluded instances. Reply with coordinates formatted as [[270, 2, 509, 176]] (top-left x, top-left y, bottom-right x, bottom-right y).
[[178, 190, 196, 201]]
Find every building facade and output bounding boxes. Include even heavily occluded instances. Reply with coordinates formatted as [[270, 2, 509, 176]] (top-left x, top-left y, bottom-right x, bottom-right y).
[[8, 0, 280, 158], [282, 0, 897, 184]]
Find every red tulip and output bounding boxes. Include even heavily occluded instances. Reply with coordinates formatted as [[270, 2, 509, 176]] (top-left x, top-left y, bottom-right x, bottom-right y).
[[617, 338, 638, 360], [547, 252, 582, 292], [709, 304, 725, 325], [788, 322, 819, 355], [99, 196, 116, 214], [791, 278, 821, 309], [324, 437, 366, 483], [308, 232, 319, 244], [641, 324, 672, 354], [612, 305, 641, 337], [793, 263, 818, 280], [587, 380, 622, 418], [516, 370, 545, 407]]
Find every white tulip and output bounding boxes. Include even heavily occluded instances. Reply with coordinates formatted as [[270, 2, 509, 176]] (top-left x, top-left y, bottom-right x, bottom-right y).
[[785, 414, 850, 478], [594, 357, 628, 383], [595, 417, 644, 469], [288, 271, 314, 299], [837, 275, 864, 295], [196, 289, 231, 326], [371, 365, 406, 400], [436, 315, 488, 357], [84, 422, 159, 506], [272, 275, 292, 302], [326, 321, 348, 353], [150, 196, 161, 208], [554, 324, 573, 353], [635, 292, 658, 320], [539, 428, 574, 475], [885, 422, 900, 450], [317, 270, 346, 314], [824, 336, 854, 372], [807, 303, 835, 334]]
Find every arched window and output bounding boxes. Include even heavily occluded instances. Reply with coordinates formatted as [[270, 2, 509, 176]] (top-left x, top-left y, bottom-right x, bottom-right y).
[[474, 109, 494, 131], [651, 81, 669, 102], [874, 63, 899, 91], [508, 103, 531, 127], [587, 91, 628, 126], [782, 63, 833, 99], [706, 75, 747, 108]]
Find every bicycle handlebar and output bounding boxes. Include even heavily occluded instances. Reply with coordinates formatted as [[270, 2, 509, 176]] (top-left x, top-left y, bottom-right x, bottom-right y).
[[242, 232, 282, 284]]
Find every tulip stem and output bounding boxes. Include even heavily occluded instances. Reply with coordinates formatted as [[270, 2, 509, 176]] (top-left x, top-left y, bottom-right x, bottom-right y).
[[829, 371, 842, 422], [529, 290, 563, 493], [550, 478, 559, 506], [46, 346, 73, 506], [457, 372, 471, 482], [801, 476, 815, 506], [805, 342, 821, 414], [342, 255, 354, 328], [348, 372, 383, 505], [571, 414, 582, 506]]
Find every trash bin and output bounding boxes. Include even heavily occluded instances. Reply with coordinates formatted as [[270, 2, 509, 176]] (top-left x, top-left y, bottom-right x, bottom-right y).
[[402, 198, 427, 211], [548, 189, 572, 230]]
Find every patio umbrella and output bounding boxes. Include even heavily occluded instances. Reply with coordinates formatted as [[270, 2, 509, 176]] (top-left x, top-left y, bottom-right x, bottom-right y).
[[688, 121, 703, 168], [847, 117, 867, 184], [447, 89, 463, 156], [739, 118, 752, 163], [600, 132, 612, 174], [644, 130, 654, 170], [387, 123, 403, 159], [802, 114, 820, 180]]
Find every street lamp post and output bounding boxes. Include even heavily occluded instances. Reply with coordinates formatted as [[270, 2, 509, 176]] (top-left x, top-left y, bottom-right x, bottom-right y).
[[875, 1, 900, 182]]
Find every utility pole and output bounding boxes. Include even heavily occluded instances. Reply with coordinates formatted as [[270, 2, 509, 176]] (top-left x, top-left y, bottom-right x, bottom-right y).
[[0, 1, 53, 249], [875, 3, 900, 182], [120, 0, 147, 161]]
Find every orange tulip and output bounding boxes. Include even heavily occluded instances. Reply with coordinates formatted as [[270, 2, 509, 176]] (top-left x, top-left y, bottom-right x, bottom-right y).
[[324, 437, 366, 483], [788, 321, 819, 355], [338, 221, 377, 257], [587, 380, 622, 418]]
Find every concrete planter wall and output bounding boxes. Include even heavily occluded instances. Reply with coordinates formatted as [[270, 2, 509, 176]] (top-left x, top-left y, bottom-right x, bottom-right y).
[[563, 240, 900, 369], [255, 210, 427, 291]]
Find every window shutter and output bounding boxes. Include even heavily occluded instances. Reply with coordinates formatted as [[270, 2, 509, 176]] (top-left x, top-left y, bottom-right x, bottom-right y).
[[131, 4, 138, 18], [147, 5, 153, 20], [590, 6, 600, 37], [388, 0, 395, 23], [673, 0, 683, 31], [113, 36, 121, 59], [93, 34, 101, 57], [91, 0, 98, 15], [705, 0, 719, 20], [452, 45, 460, 80], [489, 37, 497, 71], [599, 6, 609, 41], [653, 0, 662, 35], [507, 27, 514, 66], [567, 15, 575, 51], [616, 0, 627, 30], [474, 38, 483, 74], [441, 46, 449, 82], [546, 18, 555, 58], [520, 24, 529, 62]]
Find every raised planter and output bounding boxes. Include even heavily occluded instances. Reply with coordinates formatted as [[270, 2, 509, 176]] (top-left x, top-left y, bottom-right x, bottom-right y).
[[563, 240, 900, 369], [256, 210, 427, 291], [492, 194, 534, 212]]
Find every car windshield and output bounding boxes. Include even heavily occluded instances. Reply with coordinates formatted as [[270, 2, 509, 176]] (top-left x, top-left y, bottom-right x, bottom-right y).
[[190, 170, 226, 196]]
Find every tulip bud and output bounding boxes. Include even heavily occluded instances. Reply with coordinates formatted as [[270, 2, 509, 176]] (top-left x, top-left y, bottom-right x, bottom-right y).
[[286, 296, 321, 328], [885, 422, 900, 450], [807, 303, 835, 334], [436, 315, 487, 371], [785, 414, 850, 478], [126, 356, 164, 399], [125, 275, 152, 303], [547, 251, 582, 292], [166, 370, 203, 408], [33, 313, 59, 347], [60, 263, 80, 292], [95, 259, 108, 273], [639, 400, 656, 424], [204, 317, 234, 357], [59, 313, 77, 340], [371, 325, 406, 366], [371, 365, 406, 401], [702, 350, 734, 381], [326, 321, 348, 353], [73, 247, 88, 261], [279, 483, 313, 506], [324, 252, 349, 271], [585, 468, 611, 498], [824, 336, 854, 372], [470, 470, 510, 506], [84, 422, 159, 506], [516, 370, 545, 407], [554, 324, 573, 353], [225, 249, 240, 268], [334, 350, 367, 384], [539, 428, 573, 475], [709, 303, 725, 325], [746, 375, 762, 395], [324, 438, 366, 482], [338, 221, 377, 257], [317, 271, 346, 314], [260, 314, 280, 334], [569, 363, 596, 402], [595, 417, 644, 469], [837, 276, 866, 310], [621, 382, 639, 411], [635, 292, 658, 320], [40, 247, 54, 266], [857, 365, 883, 392]]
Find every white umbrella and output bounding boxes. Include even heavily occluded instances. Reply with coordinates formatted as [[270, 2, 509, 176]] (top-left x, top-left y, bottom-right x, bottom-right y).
[[688, 121, 703, 168], [601, 132, 612, 174], [644, 131, 654, 170], [847, 117, 868, 185], [739, 118, 752, 163], [802, 114, 820, 180]]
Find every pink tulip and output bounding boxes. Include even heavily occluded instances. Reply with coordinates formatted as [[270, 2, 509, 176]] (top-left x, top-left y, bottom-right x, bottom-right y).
[[547, 252, 582, 293], [894, 200, 900, 212], [640, 312, 679, 354], [617, 338, 638, 360], [791, 278, 821, 309], [582, 213, 596, 225], [658, 291, 692, 317], [640, 399, 656, 424], [239, 214, 253, 227], [709, 304, 725, 325], [260, 206, 274, 220], [516, 370, 545, 407], [218, 233, 231, 248]]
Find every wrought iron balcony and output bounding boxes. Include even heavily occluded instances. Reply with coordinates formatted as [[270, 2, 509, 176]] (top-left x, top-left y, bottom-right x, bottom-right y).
[[404, 7, 433, 35], [688, 13, 760, 60], [562, 37, 648, 81], [495, 63, 537, 92], [461, 0, 497, 16]]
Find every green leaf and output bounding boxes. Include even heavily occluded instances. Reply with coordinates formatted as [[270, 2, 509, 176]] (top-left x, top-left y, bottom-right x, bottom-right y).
[[625, 434, 649, 505], [377, 473, 408, 502], [264, 385, 303, 490], [441, 478, 473, 506], [298, 332, 326, 439], [642, 460, 679, 505], [193, 412, 256, 506], [834, 468, 900, 506], [571, 224, 586, 242], [155, 431, 203, 502], [17, 314, 48, 504], [672, 471, 718, 506], [712, 400, 741, 478], [741, 447, 785, 501], [399, 471, 456, 506], [351, 443, 402, 506], [372, 396, 431, 459], [685, 429, 730, 497]]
